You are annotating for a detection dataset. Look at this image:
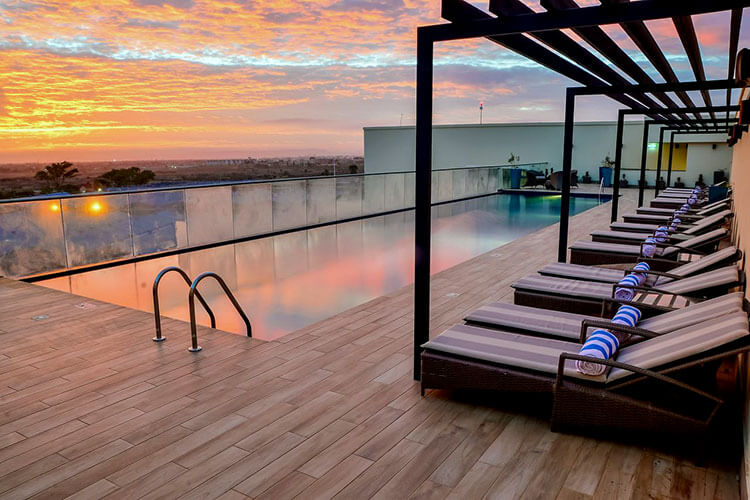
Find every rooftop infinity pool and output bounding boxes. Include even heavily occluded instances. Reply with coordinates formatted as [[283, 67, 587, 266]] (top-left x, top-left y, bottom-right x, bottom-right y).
[[36, 193, 605, 340]]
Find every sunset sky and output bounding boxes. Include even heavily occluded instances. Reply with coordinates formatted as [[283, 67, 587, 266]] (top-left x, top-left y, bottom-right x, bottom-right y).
[[1, 1, 748, 162]]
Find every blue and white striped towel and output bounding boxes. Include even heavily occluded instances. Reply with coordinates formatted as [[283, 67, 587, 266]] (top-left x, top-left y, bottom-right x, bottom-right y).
[[654, 229, 668, 243], [576, 305, 642, 376], [681, 203, 691, 211], [688, 197, 697, 205], [641, 237, 657, 258], [614, 273, 644, 301], [632, 261, 650, 278]]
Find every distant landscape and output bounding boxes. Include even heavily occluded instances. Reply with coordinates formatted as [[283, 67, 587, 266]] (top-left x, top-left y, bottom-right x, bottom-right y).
[[0, 156, 364, 200]]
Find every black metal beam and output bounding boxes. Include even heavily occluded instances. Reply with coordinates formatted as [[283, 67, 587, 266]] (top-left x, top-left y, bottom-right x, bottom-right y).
[[667, 131, 676, 187], [559, 88, 575, 263], [612, 110, 625, 222], [599, 0, 701, 119], [638, 121, 651, 206], [655, 127, 666, 197], [672, 15, 714, 118], [441, 1, 652, 114], [571, 79, 743, 96], [427, 0, 750, 42], [413, 31, 433, 381]]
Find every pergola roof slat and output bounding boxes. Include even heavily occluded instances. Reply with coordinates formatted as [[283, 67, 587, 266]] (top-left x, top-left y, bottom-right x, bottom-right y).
[[599, 0, 701, 120], [488, 0, 679, 120], [672, 15, 715, 118], [727, 9, 742, 119], [441, 0, 657, 116]]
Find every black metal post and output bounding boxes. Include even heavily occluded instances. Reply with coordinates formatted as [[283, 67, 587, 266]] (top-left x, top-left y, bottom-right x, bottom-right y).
[[638, 121, 651, 207], [558, 88, 575, 263], [413, 29, 433, 381], [611, 110, 625, 222], [667, 131, 676, 187], [654, 127, 666, 197]]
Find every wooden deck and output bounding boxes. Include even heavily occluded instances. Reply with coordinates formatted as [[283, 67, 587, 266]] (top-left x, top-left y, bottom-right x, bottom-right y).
[[0, 188, 740, 499]]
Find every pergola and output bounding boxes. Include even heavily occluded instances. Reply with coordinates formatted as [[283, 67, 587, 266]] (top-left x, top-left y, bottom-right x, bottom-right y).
[[413, 0, 748, 379]]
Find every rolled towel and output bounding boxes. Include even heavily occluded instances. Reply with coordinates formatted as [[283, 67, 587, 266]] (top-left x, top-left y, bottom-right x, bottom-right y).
[[614, 273, 644, 301], [641, 237, 657, 258], [611, 304, 642, 328], [671, 217, 681, 227], [687, 197, 697, 205], [654, 229, 668, 243], [681, 203, 691, 211], [632, 262, 650, 277], [575, 305, 642, 376], [576, 329, 619, 376]]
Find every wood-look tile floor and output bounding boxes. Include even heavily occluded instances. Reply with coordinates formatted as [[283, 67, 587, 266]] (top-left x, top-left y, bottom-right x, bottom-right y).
[[0, 188, 740, 499]]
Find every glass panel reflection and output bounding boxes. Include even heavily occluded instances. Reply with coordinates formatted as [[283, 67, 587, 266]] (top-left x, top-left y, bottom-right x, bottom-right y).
[[185, 186, 234, 246], [306, 178, 336, 225], [384, 173, 405, 210], [363, 175, 385, 215], [272, 180, 307, 231], [336, 177, 363, 219], [129, 190, 186, 255], [36, 194, 602, 342], [62, 195, 133, 268], [0, 200, 67, 277], [233, 183, 273, 238]]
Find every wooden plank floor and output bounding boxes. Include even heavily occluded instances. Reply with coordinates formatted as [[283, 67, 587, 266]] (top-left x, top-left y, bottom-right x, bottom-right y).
[[0, 188, 740, 499]]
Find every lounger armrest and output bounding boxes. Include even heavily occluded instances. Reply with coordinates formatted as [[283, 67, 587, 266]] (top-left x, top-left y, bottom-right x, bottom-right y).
[[555, 353, 723, 408], [622, 268, 682, 280], [579, 319, 659, 344]]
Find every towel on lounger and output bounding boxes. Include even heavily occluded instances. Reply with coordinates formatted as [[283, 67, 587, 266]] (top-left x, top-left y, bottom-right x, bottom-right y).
[[632, 262, 650, 278], [614, 273, 644, 301], [641, 237, 657, 258], [576, 305, 642, 376], [654, 229, 669, 243]]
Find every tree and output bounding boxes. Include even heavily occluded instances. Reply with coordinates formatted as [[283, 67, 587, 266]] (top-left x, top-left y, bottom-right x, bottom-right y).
[[348, 165, 358, 174], [98, 167, 155, 187], [34, 161, 79, 192]]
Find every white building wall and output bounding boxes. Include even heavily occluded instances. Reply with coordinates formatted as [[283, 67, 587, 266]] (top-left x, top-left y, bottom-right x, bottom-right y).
[[363, 122, 730, 187]]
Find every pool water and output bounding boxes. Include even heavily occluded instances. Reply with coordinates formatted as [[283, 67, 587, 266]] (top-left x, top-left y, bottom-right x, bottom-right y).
[[37, 194, 602, 340]]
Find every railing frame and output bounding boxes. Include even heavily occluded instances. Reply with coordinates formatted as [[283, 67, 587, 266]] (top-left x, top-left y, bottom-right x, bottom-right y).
[[188, 272, 252, 352], [152, 266, 216, 342]]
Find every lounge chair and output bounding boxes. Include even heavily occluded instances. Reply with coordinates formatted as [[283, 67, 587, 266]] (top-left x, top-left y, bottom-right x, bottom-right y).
[[592, 212, 731, 243], [568, 228, 727, 267], [464, 292, 743, 342], [622, 201, 730, 224], [420, 311, 749, 436], [609, 210, 731, 235], [635, 198, 730, 216], [537, 246, 739, 285], [511, 265, 740, 315]]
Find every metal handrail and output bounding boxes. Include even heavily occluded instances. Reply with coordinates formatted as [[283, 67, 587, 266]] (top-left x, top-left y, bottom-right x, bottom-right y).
[[152, 266, 216, 342], [188, 272, 252, 352]]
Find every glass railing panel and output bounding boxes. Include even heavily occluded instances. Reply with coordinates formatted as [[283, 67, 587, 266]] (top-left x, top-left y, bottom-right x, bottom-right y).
[[0, 199, 67, 277], [306, 178, 336, 225], [62, 194, 133, 268], [129, 190, 186, 256], [232, 183, 273, 238], [363, 175, 386, 215], [466, 168, 480, 196], [272, 180, 307, 231], [384, 173, 405, 211], [478, 168, 490, 194], [452, 169, 467, 199], [437, 170, 453, 202], [404, 172, 416, 207], [336, 176, 363, 219], [185, 186, 234, 246]]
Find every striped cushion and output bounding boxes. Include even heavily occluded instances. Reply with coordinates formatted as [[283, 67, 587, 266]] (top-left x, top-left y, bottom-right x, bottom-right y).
[[659, 228, 726, 256], [421, 324, 600, 382], [663, 246, 737, 281], [639, 292, 743, 333], [610, 222, 661, 232], [537, 262, 625, 283], [681, 210, 731, 235], [464, 292, 743, 342], [608, 311, 749, 382], [657, 266, 738, 295]]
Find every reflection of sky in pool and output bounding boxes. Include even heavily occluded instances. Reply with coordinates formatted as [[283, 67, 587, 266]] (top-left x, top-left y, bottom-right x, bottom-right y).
[[37, 194, 602, 341]]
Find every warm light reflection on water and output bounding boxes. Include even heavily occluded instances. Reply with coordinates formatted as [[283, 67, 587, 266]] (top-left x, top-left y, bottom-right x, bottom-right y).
[[38, 194, 601, 340]]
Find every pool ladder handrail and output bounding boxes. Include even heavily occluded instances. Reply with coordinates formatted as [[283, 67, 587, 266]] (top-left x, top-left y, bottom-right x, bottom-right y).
[[152, 267, 252, 352], [188, 272, 252, 351], [153, 266, 216, 343]]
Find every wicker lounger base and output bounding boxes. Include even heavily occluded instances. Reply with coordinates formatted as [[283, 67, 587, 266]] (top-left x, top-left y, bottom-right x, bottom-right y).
[[421, 350, 554, 394], [420, 351, 716, 438], [552, 380, 709, 437]]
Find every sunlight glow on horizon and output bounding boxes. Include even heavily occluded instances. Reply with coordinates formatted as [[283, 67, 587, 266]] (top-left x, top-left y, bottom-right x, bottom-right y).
[[0, 1, 747, 163]]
